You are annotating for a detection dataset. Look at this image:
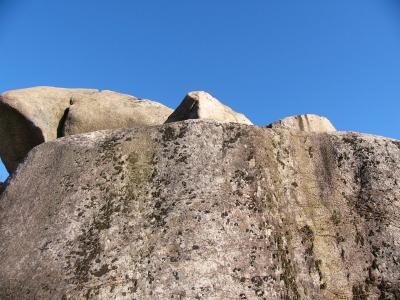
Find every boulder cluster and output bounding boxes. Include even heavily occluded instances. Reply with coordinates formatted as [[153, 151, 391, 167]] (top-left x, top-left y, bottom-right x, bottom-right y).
[[0, 86, 334, 174], [4, 87, 399, 299]]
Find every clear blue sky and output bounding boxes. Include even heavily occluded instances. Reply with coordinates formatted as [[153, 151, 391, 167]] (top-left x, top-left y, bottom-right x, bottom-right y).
[[1, 0, 400, 181]]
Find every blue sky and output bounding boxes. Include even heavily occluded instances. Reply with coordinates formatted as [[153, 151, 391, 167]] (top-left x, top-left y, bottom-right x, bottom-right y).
[[1, 0, 400, 181]]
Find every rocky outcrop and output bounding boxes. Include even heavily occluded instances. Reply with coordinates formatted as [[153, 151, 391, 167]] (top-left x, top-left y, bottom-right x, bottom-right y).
[[1, 120, 399, 299], [0, 86, 97, 173], [267, 114, 336, 133], [62, 90, 172, 136], [165, 91, 253, 125], [0, 87, 172, 173]]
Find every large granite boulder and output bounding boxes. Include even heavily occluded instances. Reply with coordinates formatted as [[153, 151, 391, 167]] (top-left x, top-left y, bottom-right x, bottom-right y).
[[165, 91, 253, 124], [62, 90, 172, 136], [267, 114, 336, 133], [0, 120, 399, 299], [0, 86, 97, 173], [0, 87, 172, 173]]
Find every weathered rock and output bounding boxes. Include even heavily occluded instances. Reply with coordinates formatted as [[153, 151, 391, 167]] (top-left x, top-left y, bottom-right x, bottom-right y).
[[267, 114, 336, 132], [165, 91, 253, 124], [0, 87, 98, 173], [0, 87, 172, 173], [1, 120, 399, 299], [62, 90, 173, 136]]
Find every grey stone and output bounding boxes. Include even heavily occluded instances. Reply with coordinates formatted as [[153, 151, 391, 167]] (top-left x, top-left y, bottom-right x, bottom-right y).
[[0, 86, 97, 173], [0, 87, 172, 173], [0, 120, 399, 299], [165, 91, 253, 124], [62, 90, 173, 136], [267, 114, 336, 132]]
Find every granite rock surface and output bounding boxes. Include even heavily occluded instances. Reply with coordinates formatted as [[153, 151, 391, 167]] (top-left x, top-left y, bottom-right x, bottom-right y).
[[267, 114, 336, 133], [0, 120, 399, 299], [0, 86, 97, 173], [0, 87, 172, 173], [165, 91, 253, 125], [62, 90, 172, 136]]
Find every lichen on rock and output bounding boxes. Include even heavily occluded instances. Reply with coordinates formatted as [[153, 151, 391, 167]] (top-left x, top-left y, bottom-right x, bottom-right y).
[[0, 120, 399, 299]]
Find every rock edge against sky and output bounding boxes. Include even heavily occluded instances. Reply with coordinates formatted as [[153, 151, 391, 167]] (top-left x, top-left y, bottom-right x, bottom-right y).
[[1, 87, 399, 299]]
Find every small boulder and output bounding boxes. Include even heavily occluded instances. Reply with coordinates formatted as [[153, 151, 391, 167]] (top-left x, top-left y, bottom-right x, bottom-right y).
[[267, 114, 336, 133], [62, 90, 173, 136], [0, 86, 97, 173], [165, 91, 252, 125]]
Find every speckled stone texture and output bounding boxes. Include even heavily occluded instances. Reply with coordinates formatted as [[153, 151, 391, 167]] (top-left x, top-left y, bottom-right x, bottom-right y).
[[0, 120, 399, 299]]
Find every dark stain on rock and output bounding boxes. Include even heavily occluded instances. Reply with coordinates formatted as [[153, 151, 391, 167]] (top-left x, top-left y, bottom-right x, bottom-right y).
[[352, 284, 367, 300], [69, 226, 102, 284], [91, 264, 109, 277], [300, 225, 314, 257], [275, 233, 300, 299]]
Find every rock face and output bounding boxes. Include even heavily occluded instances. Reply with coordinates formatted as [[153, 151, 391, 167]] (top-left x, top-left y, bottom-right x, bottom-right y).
[[1, 120, 399, 299], [62, 90, 173, 136], [267, 114, 336, 133], [0, 87, 172, 173], [0, 86, 97, 173], [165, 91, 253, 125]]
